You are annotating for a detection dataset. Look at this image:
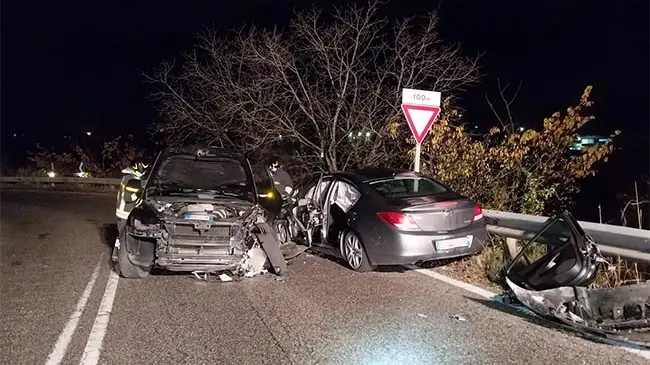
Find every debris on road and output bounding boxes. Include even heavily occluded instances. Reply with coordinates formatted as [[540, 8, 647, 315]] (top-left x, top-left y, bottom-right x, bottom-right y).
[[191, 271, 210, 281], [218, 273, 233, 282], [417, 313, 428, 318], [503, 211, 650, 348], [451, 314, 468, 321]]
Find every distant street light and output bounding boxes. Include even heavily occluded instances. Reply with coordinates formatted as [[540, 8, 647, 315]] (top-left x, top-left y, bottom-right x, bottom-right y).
[[86, 131, 92, 136]]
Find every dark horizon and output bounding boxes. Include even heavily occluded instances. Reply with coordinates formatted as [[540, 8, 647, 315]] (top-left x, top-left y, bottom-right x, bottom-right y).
[[1, 0, 648, 222]]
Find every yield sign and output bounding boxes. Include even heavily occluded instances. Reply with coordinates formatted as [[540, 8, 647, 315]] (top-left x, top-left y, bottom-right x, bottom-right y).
[[401, 104, 441, 144]]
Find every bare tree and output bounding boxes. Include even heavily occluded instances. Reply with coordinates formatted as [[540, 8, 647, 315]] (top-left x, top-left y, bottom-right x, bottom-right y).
[[485, 79, 523, 133], [146, 0, 482, 171]]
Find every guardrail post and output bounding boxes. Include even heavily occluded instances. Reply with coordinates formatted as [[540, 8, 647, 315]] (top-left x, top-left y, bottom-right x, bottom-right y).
[[505, 237, 519, 260]]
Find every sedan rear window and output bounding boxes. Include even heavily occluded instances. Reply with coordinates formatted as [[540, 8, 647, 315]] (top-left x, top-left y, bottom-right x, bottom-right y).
[[369, 177, 448, 199]]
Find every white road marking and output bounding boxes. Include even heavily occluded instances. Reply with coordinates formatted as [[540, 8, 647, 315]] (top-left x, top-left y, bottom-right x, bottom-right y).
[[45, 257, 103, 365], [405, 264, 496, 299], [407, 265, 650, 360], [79, 270, 120, 365]]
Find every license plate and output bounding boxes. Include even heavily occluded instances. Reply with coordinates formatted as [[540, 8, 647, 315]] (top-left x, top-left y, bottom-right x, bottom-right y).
[[435, 235, 473, 251]]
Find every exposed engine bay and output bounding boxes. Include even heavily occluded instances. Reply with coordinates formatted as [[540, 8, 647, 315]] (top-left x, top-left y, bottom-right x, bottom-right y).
[[152, 200, 246, 220], [125, 195, 287, 279]]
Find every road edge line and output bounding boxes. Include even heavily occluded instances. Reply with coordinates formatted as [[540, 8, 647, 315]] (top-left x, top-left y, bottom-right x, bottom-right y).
[[45, 256, 103, 365], [406, 264, 650, 360], [404, 264, 497, 299], [78, 270, 120, 365]]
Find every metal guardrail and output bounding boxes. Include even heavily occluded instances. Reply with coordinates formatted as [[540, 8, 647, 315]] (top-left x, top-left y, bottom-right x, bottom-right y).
[[484, 209, 650, 263], [0, 176, 121, 185], [1, 177, 649, 263]]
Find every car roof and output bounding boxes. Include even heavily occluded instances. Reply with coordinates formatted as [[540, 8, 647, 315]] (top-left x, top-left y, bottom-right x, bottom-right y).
[[336, 168, 420, 183]]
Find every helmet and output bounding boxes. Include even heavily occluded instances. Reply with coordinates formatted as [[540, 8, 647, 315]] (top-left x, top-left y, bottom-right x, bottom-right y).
[[122, 162, 148, 177], [269, 160, 279, 173], [132, 162, 148, 173]]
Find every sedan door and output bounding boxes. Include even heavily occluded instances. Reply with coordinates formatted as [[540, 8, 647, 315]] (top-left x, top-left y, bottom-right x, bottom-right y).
[[294, 174, 334, 246], [505, 211, 601, 291]]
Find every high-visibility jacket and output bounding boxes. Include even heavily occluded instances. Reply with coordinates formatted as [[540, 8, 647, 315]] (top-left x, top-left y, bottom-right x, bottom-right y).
[[115, 169, 145, 220], [272, 169, 294, 199]]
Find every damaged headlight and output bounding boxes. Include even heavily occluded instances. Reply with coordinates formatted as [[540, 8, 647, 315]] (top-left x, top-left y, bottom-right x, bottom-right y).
[[129, 218, 163, 238]]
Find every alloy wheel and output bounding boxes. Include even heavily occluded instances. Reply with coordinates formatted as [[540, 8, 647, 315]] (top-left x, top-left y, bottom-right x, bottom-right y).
[[344, 234, 363, 269]]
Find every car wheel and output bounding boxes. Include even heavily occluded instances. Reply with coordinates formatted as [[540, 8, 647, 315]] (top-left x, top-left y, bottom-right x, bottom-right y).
[[342, 230, 376, 272], [117, 233, 150, 279]]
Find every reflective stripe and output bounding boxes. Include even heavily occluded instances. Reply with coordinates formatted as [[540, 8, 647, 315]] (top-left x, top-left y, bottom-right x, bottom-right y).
[[118, 195, 126, 212], [116, 209, 129, 220]]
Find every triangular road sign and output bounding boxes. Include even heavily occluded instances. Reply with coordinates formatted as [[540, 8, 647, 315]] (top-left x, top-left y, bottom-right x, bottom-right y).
[[401, 104, 441, 144]]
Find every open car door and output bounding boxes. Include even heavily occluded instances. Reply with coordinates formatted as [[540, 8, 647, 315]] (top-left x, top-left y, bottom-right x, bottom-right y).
[[505, 211, 601, 291], [293, 174, 333, 246]]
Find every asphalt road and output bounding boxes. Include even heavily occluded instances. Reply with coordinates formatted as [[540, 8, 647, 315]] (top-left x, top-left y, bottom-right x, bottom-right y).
[[1, 190, 648, 365]]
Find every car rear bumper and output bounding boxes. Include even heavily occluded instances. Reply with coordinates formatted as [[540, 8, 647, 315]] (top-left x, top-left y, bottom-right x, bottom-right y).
[[364, 223, 488, 266]]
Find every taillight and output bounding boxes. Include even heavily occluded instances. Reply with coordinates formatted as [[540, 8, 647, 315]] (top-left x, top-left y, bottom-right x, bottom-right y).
[[473, 204, 483, 221], [376, 212, 421, 231]]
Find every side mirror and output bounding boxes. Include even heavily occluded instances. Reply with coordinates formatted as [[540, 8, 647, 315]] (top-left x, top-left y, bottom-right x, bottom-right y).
[[123, 179, 142, 203]]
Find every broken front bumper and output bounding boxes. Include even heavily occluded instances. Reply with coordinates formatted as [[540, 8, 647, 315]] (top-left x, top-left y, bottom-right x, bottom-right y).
[[505, 277, 650, 347], [154, 219, 247, 272]]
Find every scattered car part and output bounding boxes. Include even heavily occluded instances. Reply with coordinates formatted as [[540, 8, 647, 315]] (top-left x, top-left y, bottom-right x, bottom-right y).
[[504, 211, 650, 348]]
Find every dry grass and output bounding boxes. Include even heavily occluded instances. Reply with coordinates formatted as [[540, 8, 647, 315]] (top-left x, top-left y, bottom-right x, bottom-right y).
[[591, 257, 649, 288], [422, 238, 508, 292]]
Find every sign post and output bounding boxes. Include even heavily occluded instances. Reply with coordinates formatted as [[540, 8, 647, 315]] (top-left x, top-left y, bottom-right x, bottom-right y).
[[401, 88, 442, 172]]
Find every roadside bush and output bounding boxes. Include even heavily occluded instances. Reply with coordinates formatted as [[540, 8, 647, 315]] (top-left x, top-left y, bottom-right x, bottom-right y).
[[24, 135, 146, 178], [404, 87, 626, 289], [413, 86, 616, 215]]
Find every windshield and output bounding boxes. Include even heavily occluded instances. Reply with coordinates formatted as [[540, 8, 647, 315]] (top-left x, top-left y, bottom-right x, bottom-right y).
[[149, 156, 254, 200], [369, 177, 448, 199]]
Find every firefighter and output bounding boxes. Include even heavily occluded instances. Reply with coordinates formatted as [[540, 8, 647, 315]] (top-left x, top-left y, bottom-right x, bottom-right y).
[[269, 160, 294, 200], [113, 162, 148, 261]]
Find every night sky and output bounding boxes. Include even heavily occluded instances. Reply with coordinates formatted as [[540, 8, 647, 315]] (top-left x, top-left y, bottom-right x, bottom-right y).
[[2, 0, 649, 219]]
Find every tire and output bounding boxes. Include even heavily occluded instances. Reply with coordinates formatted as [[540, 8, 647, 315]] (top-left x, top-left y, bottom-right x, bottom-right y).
[[117, 232, 150, 279], [341, 230, 376, 272]]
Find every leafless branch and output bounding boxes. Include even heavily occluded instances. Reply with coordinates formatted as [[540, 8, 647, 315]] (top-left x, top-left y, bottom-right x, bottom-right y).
[[485, 78, 523, 132], [145, 0, 482, 171]]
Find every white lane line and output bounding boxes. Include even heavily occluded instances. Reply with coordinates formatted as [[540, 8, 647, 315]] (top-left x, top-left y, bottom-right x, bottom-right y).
[[407, 265, 650, 360], [78, 270, 120, 365], [405, 264, 497, 299], [45, 257, 103, 365]]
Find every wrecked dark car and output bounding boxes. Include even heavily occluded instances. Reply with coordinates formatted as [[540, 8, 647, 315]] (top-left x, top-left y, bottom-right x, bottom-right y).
[[503, 211, 650, 347], [113, 146, 287, 279], [285, 168, 488, 272]]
